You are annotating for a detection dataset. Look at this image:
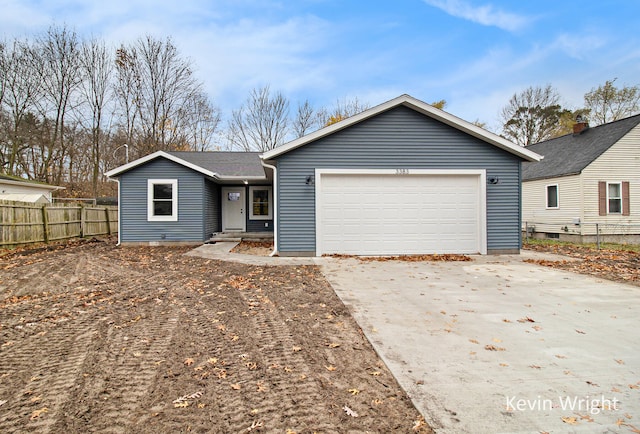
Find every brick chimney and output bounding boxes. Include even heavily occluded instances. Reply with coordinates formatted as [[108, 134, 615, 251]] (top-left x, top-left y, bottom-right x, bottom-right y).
[[573, 115, 589, 135]]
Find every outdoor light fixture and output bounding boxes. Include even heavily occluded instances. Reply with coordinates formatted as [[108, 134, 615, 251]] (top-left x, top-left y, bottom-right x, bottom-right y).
[[488, 176, 499, 185], [305, 175, 314, 185]]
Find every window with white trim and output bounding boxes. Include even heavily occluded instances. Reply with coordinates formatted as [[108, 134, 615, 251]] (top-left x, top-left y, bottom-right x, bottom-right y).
[[546, 184, 559, 209], [249, 186, 272, 220], [148, 179, 178, 221], [608, 182, 622, 214]]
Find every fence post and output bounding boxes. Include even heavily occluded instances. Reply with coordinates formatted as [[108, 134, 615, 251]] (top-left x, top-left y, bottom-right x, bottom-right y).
[[596, 223, 600, 250], [41, 205, 49, 244], [525, 222, 529, 243], [105, 207, 111, 235], [80, 205, 85, 238]]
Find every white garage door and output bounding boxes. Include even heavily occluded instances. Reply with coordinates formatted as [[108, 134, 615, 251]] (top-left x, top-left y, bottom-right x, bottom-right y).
[[316, 170, 486, 255]]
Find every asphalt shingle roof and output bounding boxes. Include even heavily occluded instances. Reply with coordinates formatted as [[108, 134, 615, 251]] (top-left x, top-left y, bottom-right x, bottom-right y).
[[168, 151, 266, 178], [522, 114, 640, 181]]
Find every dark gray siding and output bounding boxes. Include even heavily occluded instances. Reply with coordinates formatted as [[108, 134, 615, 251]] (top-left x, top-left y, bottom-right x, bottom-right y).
[[274, 106, 522, 253], [119, 158, 205, 242], [204, 179, 220, 238]]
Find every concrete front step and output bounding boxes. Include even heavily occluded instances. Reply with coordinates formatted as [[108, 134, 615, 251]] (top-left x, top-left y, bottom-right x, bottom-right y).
[[209, 232, 274, 243]]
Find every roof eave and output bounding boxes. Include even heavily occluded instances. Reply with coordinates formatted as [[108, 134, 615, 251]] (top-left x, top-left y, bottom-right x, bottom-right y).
[[522, 171, 582, 182], [105, 151, 219, 179], [0, 178, 65, 191], [261, 94, 543, 162]]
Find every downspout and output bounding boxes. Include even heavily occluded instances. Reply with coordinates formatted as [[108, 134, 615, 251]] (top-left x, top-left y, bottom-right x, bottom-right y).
[[115, 178, 121, 246], [260, 160, 278, 256]]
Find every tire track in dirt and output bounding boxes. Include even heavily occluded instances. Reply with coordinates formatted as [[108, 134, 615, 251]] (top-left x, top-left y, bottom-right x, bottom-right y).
[[231, 276, 336, 432], [0, 314, 97, 433]]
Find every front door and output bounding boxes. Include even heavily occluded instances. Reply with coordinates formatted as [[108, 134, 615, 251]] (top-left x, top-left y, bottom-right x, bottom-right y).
[[222, 187, 246, 232]]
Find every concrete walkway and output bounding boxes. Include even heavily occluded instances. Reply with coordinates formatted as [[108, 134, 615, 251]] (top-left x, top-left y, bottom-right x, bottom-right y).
[[318, 253, 640, 433], [185, 242, 316, 266]]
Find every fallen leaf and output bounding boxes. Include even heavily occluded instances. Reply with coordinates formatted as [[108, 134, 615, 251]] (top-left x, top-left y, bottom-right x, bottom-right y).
[[575, 329, 586, 334], [369, 371, 381, 376], [630, 384, 640, 389], [612, 387, 621, 392], [231, 383, 241, 390], [413, 417, 427, 431], [586, 381, 599, 387], [502, 319, 511, 323], [615, 359, 625, 365], [517, 317, 535, 323], [372, 398, 384, 405], [616, 419, 625, 427], [174, 401, 189, 408], [197, 403, 205, 409], [555, 354, 567, 359], [492, 338, 502, 343], [326, 342, 340, 348], [325, 365, 336, 372], [484, 345, 506, 351], [292, 346, 302, 352], [348, 388, 360, 395], [529, 365, 542, 369], [499, 363, 509, 367], [30, 407, 48, 420], [184, 358, 194, 366], [256, 382, 266, 392], [343, 405, 358, 417], [561, 416, 578, 425], [532, 325, 543, 331], [468, 339, 479, 344]]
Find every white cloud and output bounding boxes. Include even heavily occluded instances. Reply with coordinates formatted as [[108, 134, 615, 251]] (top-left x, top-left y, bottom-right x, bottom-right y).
[[422, 0, 529, 32]]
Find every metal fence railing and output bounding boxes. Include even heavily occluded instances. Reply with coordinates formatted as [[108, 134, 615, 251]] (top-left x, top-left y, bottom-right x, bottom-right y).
[[522, 221, 640, 248]]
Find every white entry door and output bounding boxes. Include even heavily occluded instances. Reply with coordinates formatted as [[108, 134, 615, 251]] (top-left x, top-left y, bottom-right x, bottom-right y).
[[222, 187, 246, 232]]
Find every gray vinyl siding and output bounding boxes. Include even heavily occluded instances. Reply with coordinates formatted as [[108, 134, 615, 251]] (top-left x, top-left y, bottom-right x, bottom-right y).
[[119, 158, 205, 242], [273, 105, 522, 253], [204, 180, 220, 238]]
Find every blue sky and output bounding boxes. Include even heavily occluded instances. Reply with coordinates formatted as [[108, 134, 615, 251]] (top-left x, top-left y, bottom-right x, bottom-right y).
[[2, 0, 639, 130]]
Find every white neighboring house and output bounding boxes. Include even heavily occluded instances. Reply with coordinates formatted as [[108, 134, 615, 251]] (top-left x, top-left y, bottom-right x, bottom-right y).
[[0, 174, 65, 203], [522, 114, 640, 243]]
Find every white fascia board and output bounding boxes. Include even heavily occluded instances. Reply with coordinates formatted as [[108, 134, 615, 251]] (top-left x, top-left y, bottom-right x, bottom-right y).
[[105, 151, 219, 179], [0, 178, 65, 191], [262, 94, 543, 163]]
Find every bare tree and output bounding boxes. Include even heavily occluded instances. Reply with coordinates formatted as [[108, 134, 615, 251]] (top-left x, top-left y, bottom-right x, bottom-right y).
[[182, 92, 221, 151], [113, 45, 139, 151], [293, 99, 322, 138], [32, 24, 82, 183], [79, 38, 113, 196], [584, 78, 640, 125], [500, 85, 563, 146], [322, 97, 370, 126], [227, 85, 289, 152], [0, 38, 42, 176]]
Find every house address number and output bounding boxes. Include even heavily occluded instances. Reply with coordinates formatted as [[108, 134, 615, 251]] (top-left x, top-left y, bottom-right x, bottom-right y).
[[395, 168, 410, 175]]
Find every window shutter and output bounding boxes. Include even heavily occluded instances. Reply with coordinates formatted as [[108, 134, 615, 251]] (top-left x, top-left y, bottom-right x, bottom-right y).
[[622, 181, 630, 216], [598, 182, 607, 216]]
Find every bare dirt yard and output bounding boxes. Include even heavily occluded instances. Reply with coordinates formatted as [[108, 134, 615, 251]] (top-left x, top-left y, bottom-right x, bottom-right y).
[[0, 238, 430, 433], [524, 241, 640, 287]]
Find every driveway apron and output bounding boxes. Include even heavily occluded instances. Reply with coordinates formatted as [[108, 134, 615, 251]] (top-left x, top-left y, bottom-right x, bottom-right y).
[[318, 254, 640, 433]]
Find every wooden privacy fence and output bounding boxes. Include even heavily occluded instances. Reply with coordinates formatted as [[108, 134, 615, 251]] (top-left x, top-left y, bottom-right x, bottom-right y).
[[0, 200, 118, 247]]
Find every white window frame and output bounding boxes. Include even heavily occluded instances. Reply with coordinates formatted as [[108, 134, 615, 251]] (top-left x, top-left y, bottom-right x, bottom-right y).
[[249, 186, 272, 220], [147, 179, 178, 221], [545, 184, 559, 209], [607, 181, 622, 214]]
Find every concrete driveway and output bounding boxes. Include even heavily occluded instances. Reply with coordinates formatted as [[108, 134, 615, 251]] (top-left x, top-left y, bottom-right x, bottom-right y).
[[318, 253, 640, 433]]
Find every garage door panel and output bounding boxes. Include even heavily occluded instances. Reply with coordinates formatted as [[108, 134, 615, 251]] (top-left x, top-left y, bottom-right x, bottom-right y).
[[318, 173, 484, 255]]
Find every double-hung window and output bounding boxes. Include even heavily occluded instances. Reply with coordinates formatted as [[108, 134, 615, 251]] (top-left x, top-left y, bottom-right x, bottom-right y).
[[546, 184, 559, 209], [148, 179, 178, 221], [607, 182, 622, 214], [249, 186, 272, 220]]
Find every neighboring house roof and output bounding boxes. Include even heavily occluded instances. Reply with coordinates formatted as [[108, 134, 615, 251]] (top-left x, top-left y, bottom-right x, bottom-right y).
[[522, 114, 640, 182], [105, 150, 267, 180], [262, 94, 542, 162], [0, 193, 51, 203], [0, 174, 65, 191]]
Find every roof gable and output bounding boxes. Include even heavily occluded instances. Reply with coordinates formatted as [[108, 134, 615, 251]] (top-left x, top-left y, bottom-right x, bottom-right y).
[[262, 94, 541, 162], [522, 114, 640, 181], [105, 150, 267, 180]]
